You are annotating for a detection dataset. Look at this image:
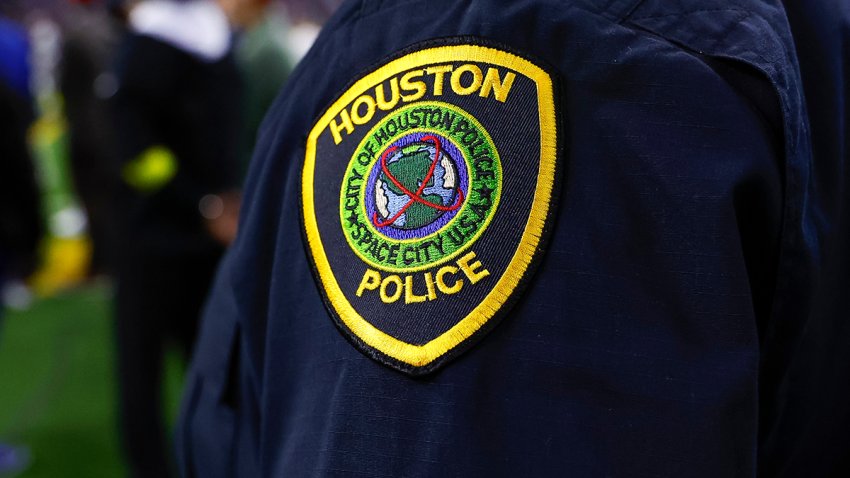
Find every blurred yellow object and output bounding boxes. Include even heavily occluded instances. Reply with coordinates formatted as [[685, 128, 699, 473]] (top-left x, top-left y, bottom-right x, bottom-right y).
[[122, 145, 179, 192], [30, 113, 65, 145], [30, 235, 93, 297]]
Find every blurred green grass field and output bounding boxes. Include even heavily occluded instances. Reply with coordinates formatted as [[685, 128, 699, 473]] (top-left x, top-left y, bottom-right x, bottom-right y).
[[0, 283, 184, 477]]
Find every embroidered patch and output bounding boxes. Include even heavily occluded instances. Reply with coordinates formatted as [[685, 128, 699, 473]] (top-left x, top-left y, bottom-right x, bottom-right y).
[[302, 39, 560, 375]]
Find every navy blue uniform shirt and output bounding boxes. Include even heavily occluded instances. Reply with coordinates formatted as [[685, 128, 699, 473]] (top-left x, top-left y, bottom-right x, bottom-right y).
[[177, 0, 849, 476]]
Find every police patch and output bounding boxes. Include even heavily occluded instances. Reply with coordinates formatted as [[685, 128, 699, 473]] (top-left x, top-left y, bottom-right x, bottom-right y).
[[302, 40, 559, 375]]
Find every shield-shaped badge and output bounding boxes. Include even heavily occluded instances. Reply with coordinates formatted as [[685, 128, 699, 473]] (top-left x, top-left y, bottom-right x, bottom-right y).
[[302, 39, 560, 375]]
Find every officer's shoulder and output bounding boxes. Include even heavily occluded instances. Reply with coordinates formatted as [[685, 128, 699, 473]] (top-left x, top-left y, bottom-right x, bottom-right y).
[[615, 0, 795, 73]]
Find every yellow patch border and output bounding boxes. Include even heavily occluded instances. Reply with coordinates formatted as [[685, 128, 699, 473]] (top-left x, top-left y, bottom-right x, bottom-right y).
[[302, 43, 557, 368]]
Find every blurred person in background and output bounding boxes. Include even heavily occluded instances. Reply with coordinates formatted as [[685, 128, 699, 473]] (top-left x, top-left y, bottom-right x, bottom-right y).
[[107, 0, 243, 475], [0, 14, 42, 476], [0, 17, 42, 301], [59, 0, 123, 277], [224, 0, 293, 177]]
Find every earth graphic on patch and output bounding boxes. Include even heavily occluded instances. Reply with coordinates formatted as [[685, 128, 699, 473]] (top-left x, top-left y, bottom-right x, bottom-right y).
[[373, 138, 463, 231]]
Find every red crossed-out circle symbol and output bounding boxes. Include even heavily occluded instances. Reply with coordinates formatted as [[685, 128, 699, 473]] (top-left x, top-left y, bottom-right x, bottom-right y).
[[372, 134, 465, 228]]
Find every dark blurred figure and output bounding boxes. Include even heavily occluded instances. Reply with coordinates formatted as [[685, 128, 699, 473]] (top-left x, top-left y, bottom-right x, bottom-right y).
[[59, 0, 122, 277], [0, 15, 41, 476], [108, 0, 242, 476], [0, 17, 42, 316]]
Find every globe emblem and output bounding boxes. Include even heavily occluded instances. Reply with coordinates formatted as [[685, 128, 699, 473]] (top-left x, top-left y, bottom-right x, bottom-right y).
[[372, 135, 464, 231]]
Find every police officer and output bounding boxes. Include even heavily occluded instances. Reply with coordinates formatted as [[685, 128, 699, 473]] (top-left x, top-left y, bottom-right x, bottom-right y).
[[177, 0, 849, 476]]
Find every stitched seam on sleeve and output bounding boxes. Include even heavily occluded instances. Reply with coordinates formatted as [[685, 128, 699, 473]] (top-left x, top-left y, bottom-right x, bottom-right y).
[[630, 7, 754, 21]]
